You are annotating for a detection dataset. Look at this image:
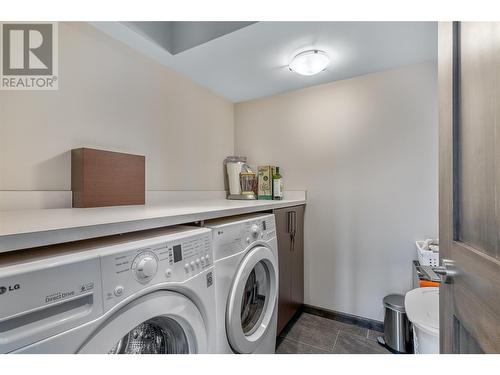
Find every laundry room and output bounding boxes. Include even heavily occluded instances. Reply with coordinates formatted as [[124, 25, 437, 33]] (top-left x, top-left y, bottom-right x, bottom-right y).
[[0, 1, 499, 374]]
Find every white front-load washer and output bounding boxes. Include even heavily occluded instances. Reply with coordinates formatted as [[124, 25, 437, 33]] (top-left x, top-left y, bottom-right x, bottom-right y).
[[205, 213, 278, 354], [0, 226, 216, 354]]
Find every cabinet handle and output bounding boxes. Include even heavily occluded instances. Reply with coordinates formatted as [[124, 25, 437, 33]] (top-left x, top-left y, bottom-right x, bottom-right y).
[[291, 211, 296, 236]]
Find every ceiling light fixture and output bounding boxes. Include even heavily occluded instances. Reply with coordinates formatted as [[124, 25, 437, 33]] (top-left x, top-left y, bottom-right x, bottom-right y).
[[289, 49, 329, 76]]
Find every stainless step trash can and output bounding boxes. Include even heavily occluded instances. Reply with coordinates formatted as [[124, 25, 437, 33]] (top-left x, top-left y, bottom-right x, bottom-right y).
[[377, 294, 413, 353]]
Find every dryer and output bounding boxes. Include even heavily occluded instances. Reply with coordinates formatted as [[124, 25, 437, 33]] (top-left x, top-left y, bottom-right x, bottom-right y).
[[0, 226, 216, 354], [205, 213, 278, 354]]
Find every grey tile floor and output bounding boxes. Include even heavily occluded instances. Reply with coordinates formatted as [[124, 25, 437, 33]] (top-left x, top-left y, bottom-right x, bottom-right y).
[[276, 313, 391, 354]]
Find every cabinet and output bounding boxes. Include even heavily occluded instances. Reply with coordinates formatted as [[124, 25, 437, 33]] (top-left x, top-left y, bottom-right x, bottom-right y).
[[274, 205, 304, 335]]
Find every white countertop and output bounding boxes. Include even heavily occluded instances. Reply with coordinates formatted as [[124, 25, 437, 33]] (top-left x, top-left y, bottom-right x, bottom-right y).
[[0, 193, 306, 253]]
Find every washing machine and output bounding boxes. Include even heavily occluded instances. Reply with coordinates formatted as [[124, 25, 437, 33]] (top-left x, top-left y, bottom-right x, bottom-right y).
[[205, 213, 278, 354], [0, 226, 216, 354]]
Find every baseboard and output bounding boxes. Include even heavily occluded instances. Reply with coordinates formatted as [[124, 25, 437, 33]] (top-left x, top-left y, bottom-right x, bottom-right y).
[[303, 304, 384, 332], [275, 306, 304, 348]]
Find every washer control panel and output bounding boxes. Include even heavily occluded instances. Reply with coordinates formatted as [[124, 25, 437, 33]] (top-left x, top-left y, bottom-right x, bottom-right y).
[[100, 228, 212, 312]]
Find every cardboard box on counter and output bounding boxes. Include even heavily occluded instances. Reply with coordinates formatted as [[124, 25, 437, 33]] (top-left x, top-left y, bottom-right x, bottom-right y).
[[257, 165, 273, 200]]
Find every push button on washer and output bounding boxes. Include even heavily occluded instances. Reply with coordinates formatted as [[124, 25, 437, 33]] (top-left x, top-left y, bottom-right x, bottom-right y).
[[114, 286, 124, 297]]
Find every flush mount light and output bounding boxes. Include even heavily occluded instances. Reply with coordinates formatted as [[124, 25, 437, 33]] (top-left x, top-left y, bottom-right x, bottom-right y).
[[289, 50, 329, 76]]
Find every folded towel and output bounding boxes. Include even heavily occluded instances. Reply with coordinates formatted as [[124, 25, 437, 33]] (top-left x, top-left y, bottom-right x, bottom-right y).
[[423, 238, 439, 251]]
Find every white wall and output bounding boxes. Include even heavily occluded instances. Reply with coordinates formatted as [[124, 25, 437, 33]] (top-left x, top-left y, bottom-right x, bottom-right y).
[[0, 23, 438, 321], [0, 22, 234, 192], [235, 62, 438, 321]]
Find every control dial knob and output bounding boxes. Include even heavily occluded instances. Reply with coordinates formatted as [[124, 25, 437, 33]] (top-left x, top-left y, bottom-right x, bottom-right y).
[[133, 252, 158, 282], [251, 224, 260, 237]]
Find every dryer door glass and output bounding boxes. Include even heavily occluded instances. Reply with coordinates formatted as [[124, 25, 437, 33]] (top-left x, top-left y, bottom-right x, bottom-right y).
[[226, 245, 278, 353], [240, 260, 269, 335], [108, 316, 189, 354]]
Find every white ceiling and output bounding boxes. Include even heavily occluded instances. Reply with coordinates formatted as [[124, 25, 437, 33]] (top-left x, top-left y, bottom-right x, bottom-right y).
[[92, 22, 437, 103], [123, 22, 256, 54]]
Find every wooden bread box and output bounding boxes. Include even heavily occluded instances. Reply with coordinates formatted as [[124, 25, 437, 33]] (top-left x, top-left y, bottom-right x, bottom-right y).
[[71, 148, 145, 208]]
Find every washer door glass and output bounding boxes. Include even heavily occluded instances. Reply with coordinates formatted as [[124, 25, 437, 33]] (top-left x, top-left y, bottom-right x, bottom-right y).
[[240, 261, 269, 336], [79, 291, 208, 354], [108, 316, 189, 354]]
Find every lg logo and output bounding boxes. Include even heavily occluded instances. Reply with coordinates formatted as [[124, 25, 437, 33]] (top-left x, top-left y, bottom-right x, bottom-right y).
[[0, 284, 20, 295]]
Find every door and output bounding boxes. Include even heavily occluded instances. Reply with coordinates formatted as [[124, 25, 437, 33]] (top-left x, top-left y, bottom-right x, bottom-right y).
[[290, 205, 304, 313], [226, 245, 278, 353], [275, 206, 305, 334], [439, 22, 500, 353], [275, 207, 294, 333], [79, 291, 208, 354]]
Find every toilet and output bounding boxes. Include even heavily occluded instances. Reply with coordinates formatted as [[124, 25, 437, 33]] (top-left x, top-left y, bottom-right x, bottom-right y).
[[405, 287, 440, 354]]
